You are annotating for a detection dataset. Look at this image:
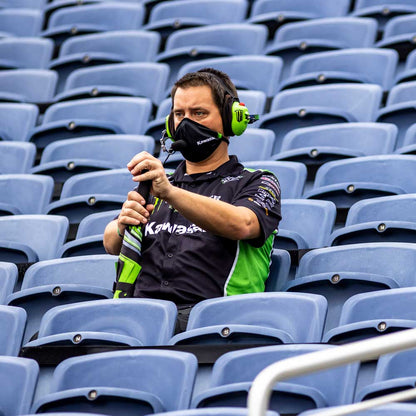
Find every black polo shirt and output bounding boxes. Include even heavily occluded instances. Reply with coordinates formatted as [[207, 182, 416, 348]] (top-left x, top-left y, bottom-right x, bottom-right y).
[[133, 155, 281, 306]]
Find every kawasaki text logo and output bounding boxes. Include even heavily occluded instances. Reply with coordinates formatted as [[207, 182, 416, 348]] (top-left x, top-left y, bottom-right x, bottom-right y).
[[197, 136, 216, 145], [145, 221, 206, 236]]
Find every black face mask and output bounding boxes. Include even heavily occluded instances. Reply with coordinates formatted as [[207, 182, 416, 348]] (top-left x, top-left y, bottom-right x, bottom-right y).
[[170, 118, 227, 163]]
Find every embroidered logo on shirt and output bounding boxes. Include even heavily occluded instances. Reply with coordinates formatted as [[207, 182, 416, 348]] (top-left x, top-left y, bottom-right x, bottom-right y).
[[221, 175, 243, 184], [249, 174, 281, 213]]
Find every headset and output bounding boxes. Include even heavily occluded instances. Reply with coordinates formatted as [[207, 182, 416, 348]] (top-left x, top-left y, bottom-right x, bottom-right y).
[[163, 71, 259, 140]]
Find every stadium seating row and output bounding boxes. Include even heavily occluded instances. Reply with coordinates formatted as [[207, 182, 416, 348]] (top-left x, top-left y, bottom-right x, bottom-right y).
[[3, 79, 416, 157], [5, 341, 416, 415], [3, 0, 416, 41], [1, 241, 416, 344], [3, 13, 416, 90], [1, 187, 416, 254], [2, 151, 416, 224], [1, 44, 416, 103]]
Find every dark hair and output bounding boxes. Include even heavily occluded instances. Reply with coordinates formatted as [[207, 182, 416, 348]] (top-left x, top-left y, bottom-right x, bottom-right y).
[[170, 68, 238, 112]]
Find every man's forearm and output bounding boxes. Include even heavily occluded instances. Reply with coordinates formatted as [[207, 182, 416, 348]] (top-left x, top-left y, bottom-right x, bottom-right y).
[[103, 220, 123, 255]]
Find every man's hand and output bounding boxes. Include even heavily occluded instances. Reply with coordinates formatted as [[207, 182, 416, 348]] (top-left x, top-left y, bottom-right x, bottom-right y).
[[117, 190, 154, 235], [127, 151, 174, 201]]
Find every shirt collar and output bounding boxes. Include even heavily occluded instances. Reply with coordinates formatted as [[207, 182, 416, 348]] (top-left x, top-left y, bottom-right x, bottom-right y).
[[171, 155, 243, 184]]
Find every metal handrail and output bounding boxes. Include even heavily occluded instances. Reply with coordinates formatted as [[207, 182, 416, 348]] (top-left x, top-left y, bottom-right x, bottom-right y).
[[247, 328, 416, 416], [303, 387, 416, 416]]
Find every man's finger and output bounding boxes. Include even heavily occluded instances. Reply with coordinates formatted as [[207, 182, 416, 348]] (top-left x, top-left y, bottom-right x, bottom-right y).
[[126, 151, 152, 171], [127, 190, 148, 206]]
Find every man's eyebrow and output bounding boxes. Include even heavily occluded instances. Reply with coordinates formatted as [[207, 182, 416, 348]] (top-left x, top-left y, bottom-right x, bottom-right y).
[[173, 106, 207, 112]]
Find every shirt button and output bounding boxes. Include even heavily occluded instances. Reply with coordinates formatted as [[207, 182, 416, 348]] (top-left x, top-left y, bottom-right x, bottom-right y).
[[163, 280, 169, 286], [167, 253, 173, 258]]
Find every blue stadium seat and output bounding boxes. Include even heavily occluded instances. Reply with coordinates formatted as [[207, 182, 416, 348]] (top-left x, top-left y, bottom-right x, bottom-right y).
[[152, 409, 280, 416], [157, 23, 268, 89], [244, 161, 307, 198], [169, 292, 327, 345], [144, 0, 249, 45], [25, 298, 177, 347], [0, 142, 36, 173], [72, 209, 118, 237], [235, 90, 268, 116], [46, 168, 134, 226], [0, 262, 17, 304], [321, 286, 416, 396], [248, 0, 351, 39], [284, 242, 416, 332], [0, 0, 46, 8], [31, 134, 155, 184], [258, 84, 383, 155], [0, 69, 58, 104], [265, 249, 292, 292], [265, 17, 378, 80], [42, 3, 145, 48], [145, 96, 175, 143], [0, 103, 39, 142], [228, 128, 275, 162], [192, 344, 359, 415], [29, 97, 153, 150], [0, 37, 54, 69], [0, 356, 39, 415], [277, 199, 336, 250], [0, 174, 54, 215], [0, 305, 26, 355], [21, 414, 109, 416], [376, 13, 416, 63], [21, 414, 108, 416], [49, 30, 161, 93], [42, 0, 160, 26], [58, 209, 119, 258], [395, 122, 416, 154], [304, 155, 416, 217], [351, 0, 416, 34], [328, 194, 416, 246], [31, 349, 198, 415], [0, 9, 43, 37], [377, 81, 416, 150], [324, 287, 416, 344], [357, 347, 416, 402], [280, 48, 398, 93], [300, 403, 416, 416], [7, 254, 117, 344], [273, 123, 398, 179], [177, 55, 283, 99], [0, 214, 68, 263], [395, 48, 416, 84], [54, 62, 170, 106]]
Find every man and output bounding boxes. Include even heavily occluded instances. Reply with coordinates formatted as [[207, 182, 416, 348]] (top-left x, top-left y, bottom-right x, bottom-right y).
[[104, 68, 281, 332]]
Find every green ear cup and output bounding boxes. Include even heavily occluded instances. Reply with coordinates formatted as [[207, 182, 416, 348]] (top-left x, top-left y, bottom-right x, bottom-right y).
[[165, 114, 173, 138], [230, 101, 250, 136]]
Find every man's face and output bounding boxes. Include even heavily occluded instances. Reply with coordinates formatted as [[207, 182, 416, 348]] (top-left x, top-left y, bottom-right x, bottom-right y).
[[172, 85, 224, 135]]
